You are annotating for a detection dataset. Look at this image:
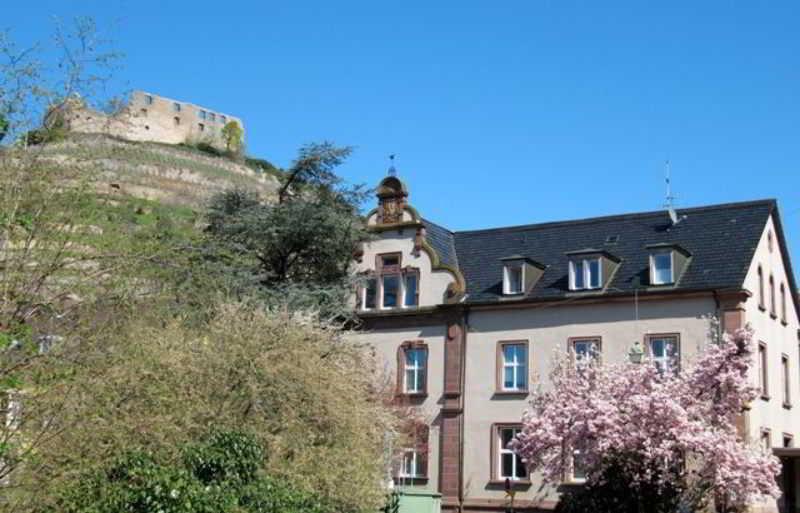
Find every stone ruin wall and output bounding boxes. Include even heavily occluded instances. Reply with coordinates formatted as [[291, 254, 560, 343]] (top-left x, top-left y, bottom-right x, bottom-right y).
[[65, 90, 245, 149]]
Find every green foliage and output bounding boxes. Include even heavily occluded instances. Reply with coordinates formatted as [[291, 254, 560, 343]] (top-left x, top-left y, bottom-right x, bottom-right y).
[[183, 431, 263, 486], [0, 113, 8, 142], [54, 432, 332, 513], [221, 121, 243, 155], [555, 459, 685, 513], [200, 143, 371, 320]]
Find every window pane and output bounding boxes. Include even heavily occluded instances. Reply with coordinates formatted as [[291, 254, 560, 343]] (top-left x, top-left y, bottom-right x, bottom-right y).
[[588, 259, 601, 288], [404, 274, 418, 306], [504, 366, 515, 389], [508, 265, 522, 293], [503, 344, 517, 363], [405, 369, 417, 392], [382, 275, 399, 307], [382, 255, 399, 267], [651, 339, 665, 358], [364, 278, 377, 309], [515, 454, 527, 478], [652, 253, 673, 284], [501, 453, 514, 478], [573, 261, 584, 289], [501, 428, 515, 447]]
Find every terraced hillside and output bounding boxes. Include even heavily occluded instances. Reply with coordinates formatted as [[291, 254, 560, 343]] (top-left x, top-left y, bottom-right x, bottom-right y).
[[38, 133, 280, 208]]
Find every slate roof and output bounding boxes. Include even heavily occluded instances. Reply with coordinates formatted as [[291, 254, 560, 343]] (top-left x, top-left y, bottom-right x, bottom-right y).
[[422, 218, 459, 270], [430, 199, 785, 304]]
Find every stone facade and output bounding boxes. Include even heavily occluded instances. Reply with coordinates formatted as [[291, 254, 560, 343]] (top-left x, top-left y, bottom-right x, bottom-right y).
[[63, 90, 244, 149]]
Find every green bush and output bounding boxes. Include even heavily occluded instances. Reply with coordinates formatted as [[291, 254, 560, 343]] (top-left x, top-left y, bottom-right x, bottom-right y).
[[52, 431, 336, 513]]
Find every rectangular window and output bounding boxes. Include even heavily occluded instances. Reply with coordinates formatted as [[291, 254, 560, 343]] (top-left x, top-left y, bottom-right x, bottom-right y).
[[363, 277, 377, 310], [781, 284, 787, 323], [570, 258, 601, 290], [648, 335, 679, 374], [783, 354, 791, 407], [571, 442, 588, 482], [497, 426, 527, 481], [199, 110, 207, 120], [381, 255, 400, 268], [404, 347, 427, 394], [651, 252, 674, 285], [784, 434, 794, 448], [587, 258, 601, 289], [198, 123, 205, 132], [221, 115, 227, 124], [173, 116, 180, 126], [173, 102, 181, 112], [770, 276, 776, 317], [759, 342, 769, 399], [761, 429, 772, 455], [400, 449, 422, 478], [500, 343, 527, 392], [571, 260, 584, 289], [504, 264, 523, 294], [571, 338, 601, 364], [382, 275, 399, 308], [403, 273, 418, 307], [210, 113, 216, 122], [144, 94, 153, 105]]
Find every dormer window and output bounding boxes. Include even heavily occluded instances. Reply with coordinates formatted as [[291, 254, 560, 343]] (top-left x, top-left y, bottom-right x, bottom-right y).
[[500, 256, 546, 297], [504, 263, 524, 295], [569, 258, 601, 290], [650, 251, 674, 285], [646, 244, 691, 287]]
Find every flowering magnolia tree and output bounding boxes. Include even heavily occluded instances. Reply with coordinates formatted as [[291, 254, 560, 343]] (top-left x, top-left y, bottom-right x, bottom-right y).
[[510, 326, 781, 513]]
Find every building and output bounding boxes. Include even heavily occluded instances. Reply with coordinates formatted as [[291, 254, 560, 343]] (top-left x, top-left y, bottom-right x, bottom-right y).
[[63, 90, 244, 148], [352, 173, 800, 513]]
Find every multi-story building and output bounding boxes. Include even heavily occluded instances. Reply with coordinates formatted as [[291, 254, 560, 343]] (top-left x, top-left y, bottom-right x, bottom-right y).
[[64, 90, 244, 148], [352, 173, 800, 513]]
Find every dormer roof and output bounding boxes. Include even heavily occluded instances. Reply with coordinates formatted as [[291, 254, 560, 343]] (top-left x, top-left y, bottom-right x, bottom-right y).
[[414, 199, 787, 307]]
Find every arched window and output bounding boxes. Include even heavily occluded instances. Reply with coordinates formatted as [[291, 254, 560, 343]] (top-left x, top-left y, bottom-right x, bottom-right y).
[[758, 266, 765, 309], [769, 274, 776, 317]]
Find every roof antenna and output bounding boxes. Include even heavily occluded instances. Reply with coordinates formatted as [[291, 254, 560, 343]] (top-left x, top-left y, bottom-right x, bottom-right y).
[[664, 160, 682, 225], [388, 154, 397, 177]]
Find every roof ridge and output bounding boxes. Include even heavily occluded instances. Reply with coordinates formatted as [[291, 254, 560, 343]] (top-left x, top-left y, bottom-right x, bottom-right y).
[[450, 198, 776, 236]]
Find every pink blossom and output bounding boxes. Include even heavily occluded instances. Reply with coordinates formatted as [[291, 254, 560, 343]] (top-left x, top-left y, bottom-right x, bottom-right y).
[[510, 326, 781, 509]]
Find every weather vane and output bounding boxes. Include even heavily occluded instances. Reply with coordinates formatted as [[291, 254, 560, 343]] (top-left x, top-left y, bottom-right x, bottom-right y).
[[388, 154, 397, 177]]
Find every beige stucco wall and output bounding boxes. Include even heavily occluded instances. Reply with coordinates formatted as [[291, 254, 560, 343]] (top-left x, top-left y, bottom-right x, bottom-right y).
[[355, 228, 456, 308], [742, 215, 800, 513], [351, 324, 447, 492], [462, 297, 717, 504]]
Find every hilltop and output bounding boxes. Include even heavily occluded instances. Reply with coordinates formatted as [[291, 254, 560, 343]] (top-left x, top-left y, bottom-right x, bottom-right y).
[[35, 133, 281, 209]]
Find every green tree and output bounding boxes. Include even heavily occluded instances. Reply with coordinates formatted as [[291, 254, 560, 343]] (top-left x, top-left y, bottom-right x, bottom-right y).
[[203, 142, 370, 320], [220, 120, 243, 155], [0, 113, 8, 142]]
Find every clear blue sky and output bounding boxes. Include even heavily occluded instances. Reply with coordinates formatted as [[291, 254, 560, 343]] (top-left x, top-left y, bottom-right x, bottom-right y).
[[6, 1, 800, 264]]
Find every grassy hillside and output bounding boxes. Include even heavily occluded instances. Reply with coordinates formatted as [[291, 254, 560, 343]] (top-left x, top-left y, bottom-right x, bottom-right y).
[[37, 133, 280, 209]]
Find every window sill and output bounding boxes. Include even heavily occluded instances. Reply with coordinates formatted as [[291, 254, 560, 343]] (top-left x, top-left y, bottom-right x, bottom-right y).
[[397, 392, 428, 400], [394, 476, 429, 485], [493, 390, 529, 398], [488, 479, 531, 488]]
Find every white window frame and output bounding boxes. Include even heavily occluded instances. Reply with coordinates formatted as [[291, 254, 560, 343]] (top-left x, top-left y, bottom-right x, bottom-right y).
[[501, 343, 527, 392], [361, 277, 377, 310], [572, 339, 600, 365], [569, 258, 602, 291], [399, 449, 422, 478], [402, 271, 418, 308], [650, 251, 674, 285], [503, 263, 524, 295], [497, 426, 526, 481], [648, 335, 679, 374], [404, 348, 426, 394]]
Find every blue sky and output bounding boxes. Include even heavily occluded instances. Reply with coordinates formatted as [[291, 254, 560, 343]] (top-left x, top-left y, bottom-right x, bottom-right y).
[[6, 1, 800, 262]]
